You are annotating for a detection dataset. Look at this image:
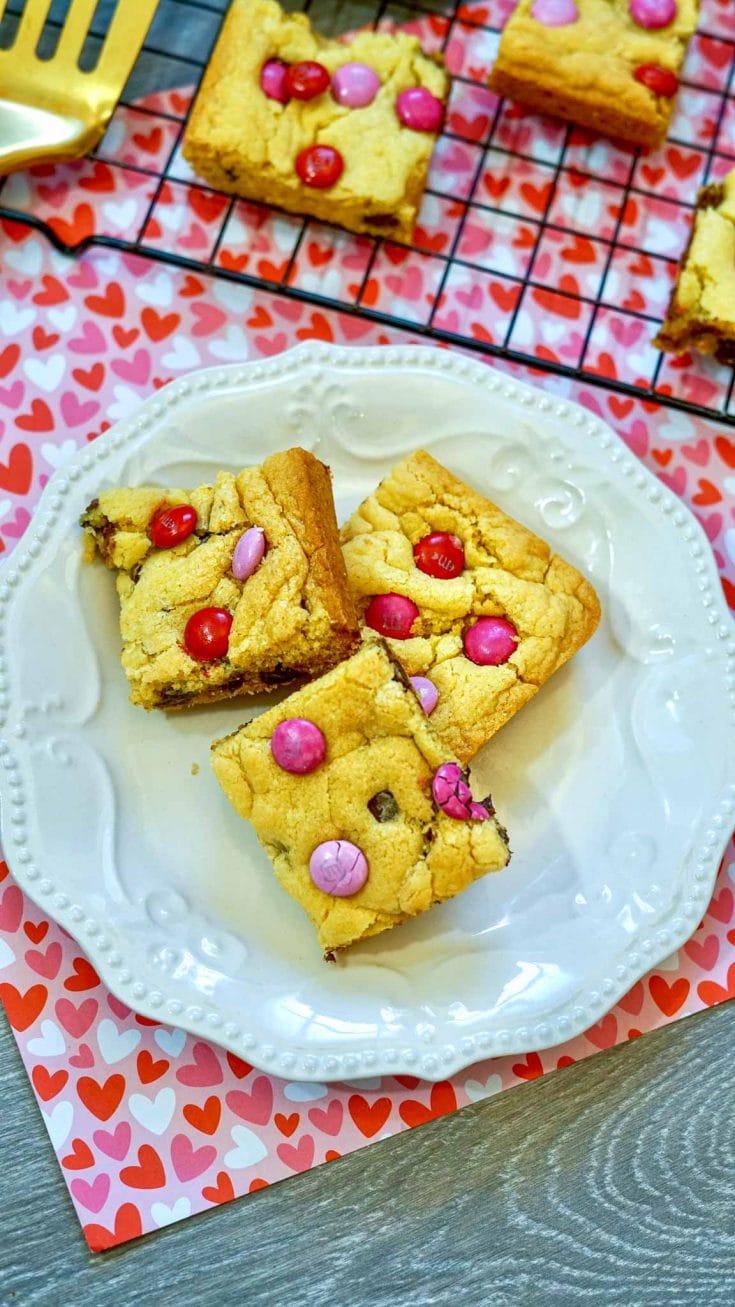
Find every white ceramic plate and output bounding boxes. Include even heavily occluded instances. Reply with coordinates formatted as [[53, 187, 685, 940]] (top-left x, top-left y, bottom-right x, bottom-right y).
[[1, 344, 733, 1082]]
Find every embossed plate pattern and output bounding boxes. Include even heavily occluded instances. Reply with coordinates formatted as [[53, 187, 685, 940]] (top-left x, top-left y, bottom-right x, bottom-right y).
[[0, 344, 733, 1082]]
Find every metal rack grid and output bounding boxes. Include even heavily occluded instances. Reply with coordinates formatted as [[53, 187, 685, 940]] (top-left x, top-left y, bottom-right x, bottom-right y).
[[1, 0, 734, 426]]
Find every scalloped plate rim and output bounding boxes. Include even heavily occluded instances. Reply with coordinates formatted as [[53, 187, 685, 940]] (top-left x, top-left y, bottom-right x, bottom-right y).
[[0, 342, 733, 1082]]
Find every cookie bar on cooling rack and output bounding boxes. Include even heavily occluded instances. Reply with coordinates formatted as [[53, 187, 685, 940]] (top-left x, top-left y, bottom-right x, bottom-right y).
[[182, 0, 449, 242], [489, 0, 699, 150]]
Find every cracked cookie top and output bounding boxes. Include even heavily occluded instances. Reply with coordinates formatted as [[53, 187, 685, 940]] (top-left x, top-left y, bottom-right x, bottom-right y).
[[211, 642, 510, 955], [340, 450, 601, 761]]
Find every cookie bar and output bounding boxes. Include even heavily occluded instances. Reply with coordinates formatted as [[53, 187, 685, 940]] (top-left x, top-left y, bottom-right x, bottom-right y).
[[340, 450, 601, 763], [81, 448, 359, 710], [488, 0, 699, 150], [654, 169, 735, 363], [211, 641, 510, 955], [182, 0, 449, 242]]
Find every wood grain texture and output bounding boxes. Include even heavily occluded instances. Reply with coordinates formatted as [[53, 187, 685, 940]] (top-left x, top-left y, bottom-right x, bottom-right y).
[[2, 1002, 733, 1306]]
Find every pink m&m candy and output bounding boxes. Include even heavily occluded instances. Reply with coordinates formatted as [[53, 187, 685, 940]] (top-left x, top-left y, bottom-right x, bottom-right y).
[[531, 0, 579, 24], [463, 616, 518, 666], [232, 526, 266, 581], [271, 718, 326, 775], [309, 840, 368, 896], [470, 802, 491, 822], [629, 0, 676, 29], [332, 62, 380, 108], [432, 762, 473, 820], [260, 58, 290, 103], [396, 87, 444, 133], [365, 593, 419, 640], [410, 675, 439, 715]]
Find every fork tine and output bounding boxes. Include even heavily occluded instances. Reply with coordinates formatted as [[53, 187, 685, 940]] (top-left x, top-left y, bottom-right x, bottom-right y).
[[95, 0, 159, 85], [53, 0, 103, 68], [14, 0, 54, 54]]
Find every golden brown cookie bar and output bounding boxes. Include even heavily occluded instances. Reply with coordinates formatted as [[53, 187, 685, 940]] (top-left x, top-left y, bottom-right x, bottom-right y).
[[654, 169, 735, 363], [488, 0, 699, 150], [182, 0, 448, 242], [340, 450, 601, 762], [211, 641, 510, 955], [81, 448, 359, 710]]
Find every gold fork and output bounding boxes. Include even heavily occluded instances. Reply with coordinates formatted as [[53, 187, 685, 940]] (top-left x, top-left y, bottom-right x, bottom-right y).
[[0, 0, 159, 173]]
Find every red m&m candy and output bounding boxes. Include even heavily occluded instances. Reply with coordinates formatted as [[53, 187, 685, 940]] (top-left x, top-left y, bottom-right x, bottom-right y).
[[295, 144, 344, 188], [633, 63, 679, 97], [149, 503, 197, 549], [184, 607, 232, 661], [285, 60, 330, 100], [365, 593, 419, 639], [413, 531, 464, 579]]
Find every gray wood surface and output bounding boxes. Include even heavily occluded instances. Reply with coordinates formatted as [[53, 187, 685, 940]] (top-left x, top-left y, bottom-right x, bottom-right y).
[[2, 1001, 733, 1306]]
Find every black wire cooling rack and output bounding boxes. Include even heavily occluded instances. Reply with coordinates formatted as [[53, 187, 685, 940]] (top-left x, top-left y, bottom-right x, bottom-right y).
[[1, 0, 734, 426]]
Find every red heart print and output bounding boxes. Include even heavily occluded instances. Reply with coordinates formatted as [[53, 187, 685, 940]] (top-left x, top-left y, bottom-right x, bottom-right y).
[[84, 1203, 143, 1252], [32, 1065, 69, 1101], [277, 1135, 315, 1173], [693, 479, 721, 506], [218, 251, 248, 273], [136, 1049, 169, 1084], [0, 982, 48, 1031], [180, 274, 205, 297], [451, 110, 490, 141], [275, 1112, 300, 1138], [31, 326, 59, 351], [226, 1076, 273, 1126], [715, 435, 735, 469], [62, 1138, 95, 1170], [72, 362, 105, 391], [56, 996, 98, 1037], [78, 161, 115, 193], [562, 235, 596, 264], [171, 1134, 216, 1182], [609, 396, 634, 420], [64, 956, 100, 991], [651, 448, 672, 467], [393, 1075, 420, 1089], [306, 241, 332, 267], [347, 1095, 391, 1138], [649, 974, 690, 1016], [48, 204, 95, 246], [510, 1052, 543, 1082], [176, 1041, 223, 1088], [399, 1081, 457, 1126], [188, 188, 228, 225], [93, 1121, 131, 1161], [33, 275, 69, 306], [190, 302, 227, 337], [141, 307, 179, 341], [23, 919, 48, 943], [482, 174, 511, 200], [698, 963, 735, 1006], [308, 1100, 343, 1135], [225, 1052, 252, 1079], [120, 1144, 166, 1189], [666, 147, 701, 180], [0, 861, 8, 883], [0, 343, 20, 376], [296, 312, 335, 343], [489, 282, 520, 313], [708, 887, 734, 923], [0, 883, 23, 932], [202, 1171, 235, 1205], [684, 934, 719, 970], [532, 285, 581, 319], [585, 1013, 618, 1048], [77, 1073, 125, 1121], [617, 980, 644, 1015], [25, 941, 62, 979], [16, 400, 53, 433], [84, 281, 125, 318], [520, 180, 552, 213], [183, 1095, 222, 1136]]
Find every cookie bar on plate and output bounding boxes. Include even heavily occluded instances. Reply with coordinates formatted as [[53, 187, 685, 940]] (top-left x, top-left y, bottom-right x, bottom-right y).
[[488, 0, 699, 150], [654, 168, 735, 363], [341, 450, 601, 763], [81, 448, 359, 710], [182, 0, 448, 242], [211, 642, 510, 956]]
